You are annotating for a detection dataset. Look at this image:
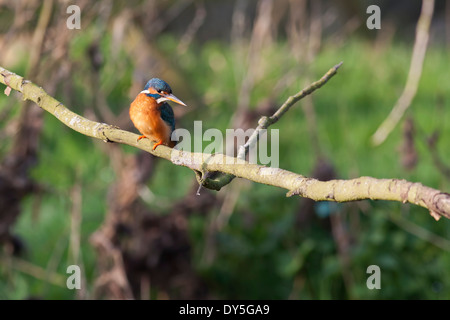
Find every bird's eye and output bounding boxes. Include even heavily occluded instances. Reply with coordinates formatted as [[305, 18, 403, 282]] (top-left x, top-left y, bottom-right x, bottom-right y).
[[157, 89, 163, 94]]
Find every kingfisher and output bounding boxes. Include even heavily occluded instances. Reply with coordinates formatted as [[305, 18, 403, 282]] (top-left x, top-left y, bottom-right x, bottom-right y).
[[129, 78, 187, 150]]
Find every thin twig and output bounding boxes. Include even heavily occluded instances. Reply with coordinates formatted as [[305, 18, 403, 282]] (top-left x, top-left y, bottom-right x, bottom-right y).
[[371, 0, 434, 146], [0, 254, 67, 288], [177, 1, 206, 54], [389, 212, 450, 251], [237, 61, 343, 160]]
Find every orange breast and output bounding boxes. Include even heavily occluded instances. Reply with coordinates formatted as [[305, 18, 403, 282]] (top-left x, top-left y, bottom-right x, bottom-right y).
[[129, 93, 173, 145]]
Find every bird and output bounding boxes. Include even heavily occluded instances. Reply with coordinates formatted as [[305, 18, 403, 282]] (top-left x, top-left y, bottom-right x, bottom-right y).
[[129, 78, 187, 150]]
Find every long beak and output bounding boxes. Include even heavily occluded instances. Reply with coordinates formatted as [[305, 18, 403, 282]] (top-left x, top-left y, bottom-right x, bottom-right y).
[[165, 93, 187, 106]]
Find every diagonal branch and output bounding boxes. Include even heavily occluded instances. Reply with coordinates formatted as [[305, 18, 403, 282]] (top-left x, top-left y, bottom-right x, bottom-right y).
[[1, 65, 449, 220], [371, 0, 434, 146], [237, 61, 343, 160]]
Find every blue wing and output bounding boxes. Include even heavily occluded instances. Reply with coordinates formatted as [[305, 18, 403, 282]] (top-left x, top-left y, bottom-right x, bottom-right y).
[[159, 103, 175, 132]]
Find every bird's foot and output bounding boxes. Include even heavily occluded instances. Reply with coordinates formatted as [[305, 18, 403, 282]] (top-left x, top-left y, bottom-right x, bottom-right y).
[[137, 135, 147, 142], [152, 139, 164, 150]]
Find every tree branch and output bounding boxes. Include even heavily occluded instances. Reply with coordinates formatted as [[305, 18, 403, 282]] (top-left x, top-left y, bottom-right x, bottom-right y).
[[1, 65, 449, 220], [237, 61, 343, 160], [371, 0, 434, 146]]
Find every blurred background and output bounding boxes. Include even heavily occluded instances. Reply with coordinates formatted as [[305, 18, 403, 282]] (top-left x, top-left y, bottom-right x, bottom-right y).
[[0, 0, 450, 299]]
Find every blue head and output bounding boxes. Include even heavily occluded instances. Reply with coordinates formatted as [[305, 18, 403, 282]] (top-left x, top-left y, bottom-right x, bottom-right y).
[[141, 78, 186, 106], [144, 78, 172, 93]]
